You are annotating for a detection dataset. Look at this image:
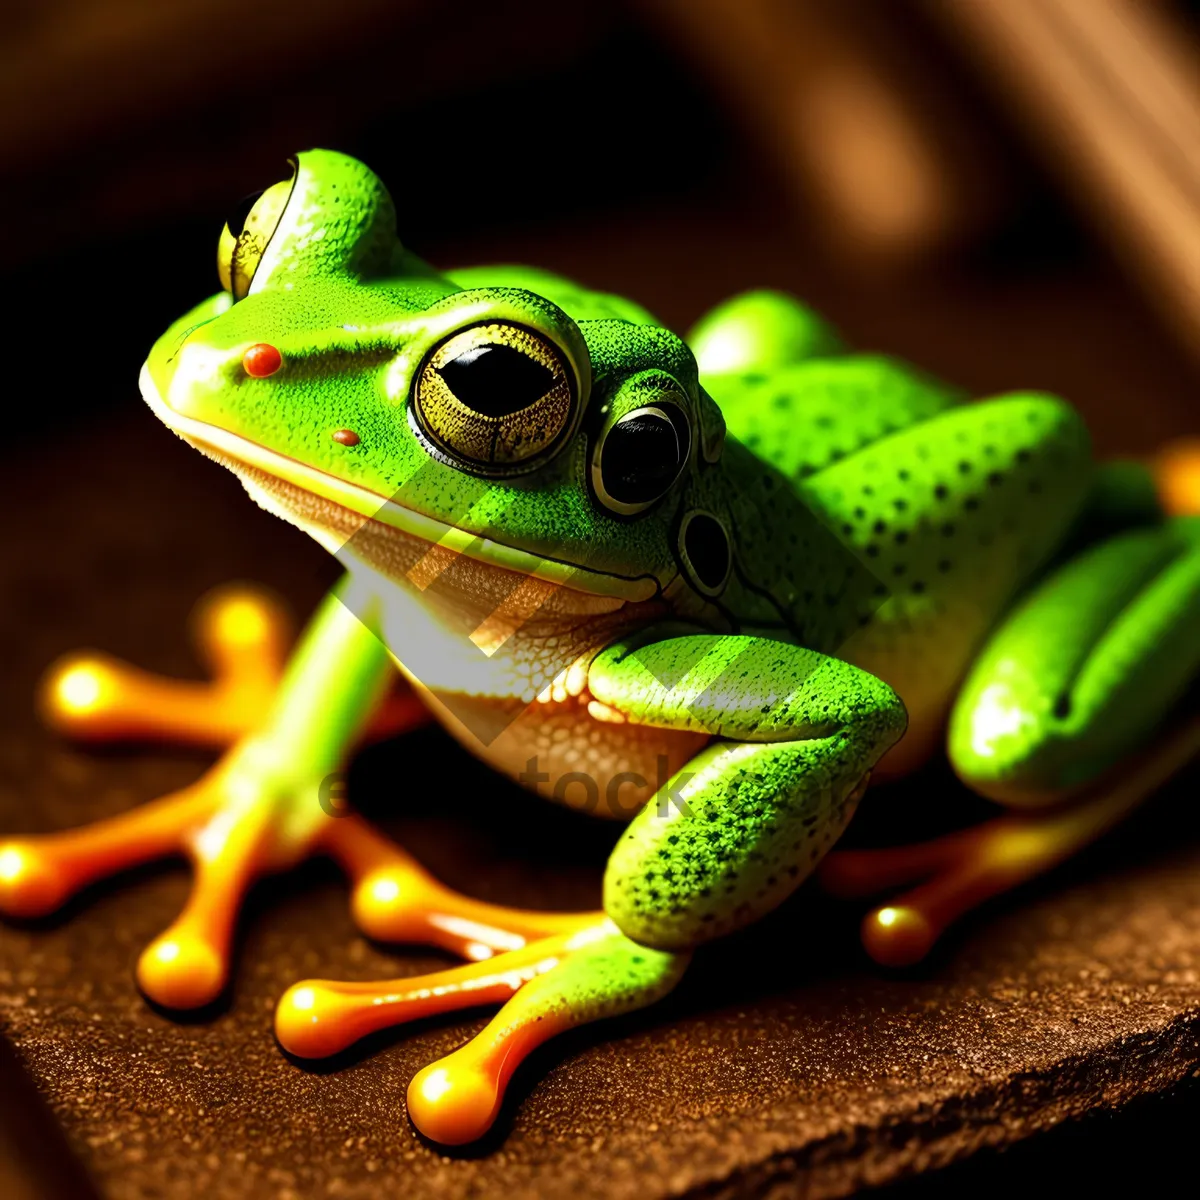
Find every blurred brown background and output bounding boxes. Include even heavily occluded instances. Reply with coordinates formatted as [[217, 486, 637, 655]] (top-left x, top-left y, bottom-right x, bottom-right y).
[[1, 2, 1199, 1197], [3, 0, 1199, 448]]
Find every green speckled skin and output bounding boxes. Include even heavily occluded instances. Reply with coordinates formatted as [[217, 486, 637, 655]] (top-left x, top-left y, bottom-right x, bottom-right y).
[[142, 150, 1200, 1014], [592, 635, 905, 947]]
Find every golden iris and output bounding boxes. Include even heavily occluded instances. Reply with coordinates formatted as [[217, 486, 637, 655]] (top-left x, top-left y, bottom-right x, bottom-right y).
[[413, 323, 575, 468]]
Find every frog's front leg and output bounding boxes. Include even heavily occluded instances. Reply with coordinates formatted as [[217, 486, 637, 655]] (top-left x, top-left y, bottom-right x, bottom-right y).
[[823, 516, 1200, 966], [276, 631, 905, 1143], [0, 578, 597, 1008]]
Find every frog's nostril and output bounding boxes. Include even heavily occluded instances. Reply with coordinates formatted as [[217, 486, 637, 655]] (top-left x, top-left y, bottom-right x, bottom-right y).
[[243, 343, 283, 378]]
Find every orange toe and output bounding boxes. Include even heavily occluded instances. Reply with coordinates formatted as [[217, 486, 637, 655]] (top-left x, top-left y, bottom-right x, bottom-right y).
[[275, 980, 386, 1059], [861, 905, 936, 968], [136, 932, 227, 1009], [408, 1056, 502, 1146], [0, 842, 70, 918], [1156, 438, 1200, 517]]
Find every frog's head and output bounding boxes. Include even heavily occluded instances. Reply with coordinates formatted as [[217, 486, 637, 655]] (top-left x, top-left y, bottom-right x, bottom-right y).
[[143, 149, 731, 616]]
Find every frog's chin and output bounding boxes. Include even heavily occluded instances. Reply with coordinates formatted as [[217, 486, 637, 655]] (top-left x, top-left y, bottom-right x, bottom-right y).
[[139, 362, 658, 606]]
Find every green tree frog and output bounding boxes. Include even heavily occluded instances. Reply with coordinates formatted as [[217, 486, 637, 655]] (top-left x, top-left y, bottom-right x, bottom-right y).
[[2, 150, 1198, 1145]]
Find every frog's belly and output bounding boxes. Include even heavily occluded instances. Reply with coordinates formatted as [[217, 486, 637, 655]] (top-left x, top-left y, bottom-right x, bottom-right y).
[[393, 591, 974, 804], [415, 683, 709, 820], [414, 611, 967, 807], [840, 603, 986, 779], [403, 623, 959, 807]]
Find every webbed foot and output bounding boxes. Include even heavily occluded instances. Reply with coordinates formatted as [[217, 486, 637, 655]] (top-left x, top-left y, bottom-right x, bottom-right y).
[[4, 583, 587, 1008], [0, 775, 604, 1010], [37, 584, 428, 748], [822, 715, 1200, 966], [39, 584, 291, 747], [276, 919, 688, 1144], [0, 737, 331, 1007]]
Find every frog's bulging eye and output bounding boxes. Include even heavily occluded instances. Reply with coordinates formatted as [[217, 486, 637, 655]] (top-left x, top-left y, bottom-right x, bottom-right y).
[[217, 166, 296, 301], [592, 402, 691, 516], [412, 323, 576, 471]]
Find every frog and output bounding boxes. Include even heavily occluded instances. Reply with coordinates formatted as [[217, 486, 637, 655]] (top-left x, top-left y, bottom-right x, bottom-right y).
[[2, 148, 1198, 1146]]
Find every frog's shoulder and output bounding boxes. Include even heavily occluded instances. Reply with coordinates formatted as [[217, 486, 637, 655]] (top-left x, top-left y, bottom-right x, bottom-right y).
[[443, 264, 660, 326]]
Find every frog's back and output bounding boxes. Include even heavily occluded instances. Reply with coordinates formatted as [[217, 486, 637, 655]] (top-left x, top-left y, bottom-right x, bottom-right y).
[[709, 354, 963, 484], [697, 300, 1093, 773]]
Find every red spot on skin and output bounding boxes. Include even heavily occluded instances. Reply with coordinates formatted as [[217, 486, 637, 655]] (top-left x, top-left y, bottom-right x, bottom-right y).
[[331, 429, 361, 447], [243, 343, 282, 378]]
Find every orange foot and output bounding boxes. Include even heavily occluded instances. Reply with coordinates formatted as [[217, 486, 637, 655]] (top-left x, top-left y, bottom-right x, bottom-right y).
[[37, 583, 426, 749], [276, 918, 689, 1145], [1, 584, 599, 1009], [821, 716, 1200, 966]]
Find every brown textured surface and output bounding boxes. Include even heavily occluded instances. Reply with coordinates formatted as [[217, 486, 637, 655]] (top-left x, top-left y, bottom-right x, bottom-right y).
[[0, 405, 1198, 1199]]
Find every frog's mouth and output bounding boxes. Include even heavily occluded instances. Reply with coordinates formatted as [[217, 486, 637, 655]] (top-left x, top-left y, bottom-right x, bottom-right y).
[[139, 363, 660, 609]]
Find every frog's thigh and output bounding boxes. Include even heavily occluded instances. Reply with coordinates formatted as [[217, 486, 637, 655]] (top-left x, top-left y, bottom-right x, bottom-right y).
[[588, 633, 907, 949], [950, 517, 1200, 805], [802, 391, 1093, 777]]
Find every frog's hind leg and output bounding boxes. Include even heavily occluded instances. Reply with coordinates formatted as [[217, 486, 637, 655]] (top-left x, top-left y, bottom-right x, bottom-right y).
[[276, 919, 688, 1145], [822, 517, 1200, 966], [38, 583, 428, 748]]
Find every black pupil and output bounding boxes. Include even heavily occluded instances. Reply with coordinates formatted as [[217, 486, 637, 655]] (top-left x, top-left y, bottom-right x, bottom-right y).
[[437, 344, 556, 417], [225, 189, 265, 238], [600, 410, 682, 505]]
